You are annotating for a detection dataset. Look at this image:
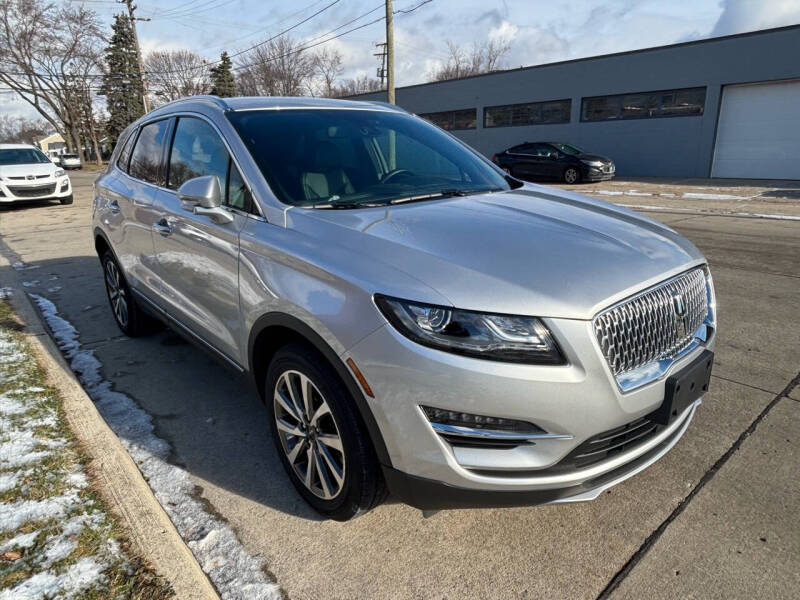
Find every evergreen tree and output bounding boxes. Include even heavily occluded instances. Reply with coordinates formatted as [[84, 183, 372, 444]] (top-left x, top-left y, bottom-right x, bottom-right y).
[[104, 14, 144, 145], [209, 52, 236, 97]]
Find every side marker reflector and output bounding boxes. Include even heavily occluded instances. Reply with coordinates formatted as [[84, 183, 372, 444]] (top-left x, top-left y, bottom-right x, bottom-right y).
[[346, 358, 374, 398]]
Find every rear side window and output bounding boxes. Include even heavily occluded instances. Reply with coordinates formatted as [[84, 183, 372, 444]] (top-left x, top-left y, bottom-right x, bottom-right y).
[[167, 117, 229, 192], [128, 120, 171, 185], [116, 130, 137, 172]]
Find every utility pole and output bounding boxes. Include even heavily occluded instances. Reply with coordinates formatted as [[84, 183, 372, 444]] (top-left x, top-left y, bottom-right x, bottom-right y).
[[374, 42, 387, 88], [385, 0, 394, 104], [119, 0, 150, 113]]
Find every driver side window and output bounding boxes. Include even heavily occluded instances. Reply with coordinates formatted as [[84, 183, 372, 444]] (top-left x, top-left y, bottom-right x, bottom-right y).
[[167, 116, 254, 213]]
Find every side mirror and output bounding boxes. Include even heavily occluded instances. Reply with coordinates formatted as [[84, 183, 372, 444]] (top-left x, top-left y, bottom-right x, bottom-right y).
[[177, 175, 222, 208], [177, 175, 233, 224]]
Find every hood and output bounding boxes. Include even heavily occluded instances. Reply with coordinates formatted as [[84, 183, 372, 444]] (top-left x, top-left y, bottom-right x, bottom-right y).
[[577, 153, 612, 163], [0, 162, 56, 178], [291, 186, 704, 320]]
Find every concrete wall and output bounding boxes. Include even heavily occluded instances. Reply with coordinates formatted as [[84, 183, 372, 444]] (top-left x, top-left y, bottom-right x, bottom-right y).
[[352, 26, 800, 177]]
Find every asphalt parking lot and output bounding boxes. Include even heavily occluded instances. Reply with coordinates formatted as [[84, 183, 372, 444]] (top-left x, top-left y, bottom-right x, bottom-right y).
[[1, 171, 798, 600]]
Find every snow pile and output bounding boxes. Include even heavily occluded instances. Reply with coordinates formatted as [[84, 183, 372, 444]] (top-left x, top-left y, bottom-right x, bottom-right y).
[[31, 294, 282, 600]]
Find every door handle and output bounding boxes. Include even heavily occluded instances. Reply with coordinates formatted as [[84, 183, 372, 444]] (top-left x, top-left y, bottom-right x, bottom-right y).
[[153, 218, 174, 237], [108, 199, 121, 214]]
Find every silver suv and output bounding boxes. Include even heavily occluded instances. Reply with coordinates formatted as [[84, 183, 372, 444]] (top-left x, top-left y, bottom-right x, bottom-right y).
[[93, 96, 716, 520]]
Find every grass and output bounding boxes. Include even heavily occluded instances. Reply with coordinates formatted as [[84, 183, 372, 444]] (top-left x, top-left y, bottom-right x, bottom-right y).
[[0, 299, 174, 599]]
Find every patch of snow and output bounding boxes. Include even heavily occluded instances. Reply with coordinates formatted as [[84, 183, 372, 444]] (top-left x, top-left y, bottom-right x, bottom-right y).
[[0, 392, 27, 415], [42, 536, 77, 566], [0, 493, 79, 533], [31, 294, 282, 600], [12, 262, 40, 271], [0, 556, 107, 600], [0, 287, 12, 299], [0, 530, 39, 551], [625, 190, 652, 197], [682, 192, 749, 201], [0, 471, 21, 493], [22, 281, 40, 288], [596, 190, 623, 196], [47, 286, 62, 293], [0, 430, 50, 468]]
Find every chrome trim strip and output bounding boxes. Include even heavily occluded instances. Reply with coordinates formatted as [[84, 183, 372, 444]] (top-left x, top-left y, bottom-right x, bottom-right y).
[[430, 422, 573, 442]]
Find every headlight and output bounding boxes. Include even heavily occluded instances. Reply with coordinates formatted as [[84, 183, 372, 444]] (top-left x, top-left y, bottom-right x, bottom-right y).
[[580, 160, 603, 167], [374, 295, 564, 364], [54, 169, 66, 177]]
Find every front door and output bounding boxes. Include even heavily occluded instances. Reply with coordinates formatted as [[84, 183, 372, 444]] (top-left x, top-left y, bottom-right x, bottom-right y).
[[151, 116, 248, 365]]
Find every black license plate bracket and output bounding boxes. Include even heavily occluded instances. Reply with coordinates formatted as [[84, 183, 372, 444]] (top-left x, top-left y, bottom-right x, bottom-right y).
[[651, 350, 714, 426]]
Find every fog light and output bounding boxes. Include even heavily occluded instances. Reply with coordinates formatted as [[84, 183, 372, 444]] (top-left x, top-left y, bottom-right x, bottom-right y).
[[60, 181, 69, 192], [421, 405, 544, 433]]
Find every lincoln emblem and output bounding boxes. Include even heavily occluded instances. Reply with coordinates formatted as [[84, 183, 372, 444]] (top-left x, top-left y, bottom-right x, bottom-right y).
[[672, 293, 687, 337]]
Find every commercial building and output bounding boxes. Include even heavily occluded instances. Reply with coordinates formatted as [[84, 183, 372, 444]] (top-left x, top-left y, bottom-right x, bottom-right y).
[[352, 25, 800, 179]]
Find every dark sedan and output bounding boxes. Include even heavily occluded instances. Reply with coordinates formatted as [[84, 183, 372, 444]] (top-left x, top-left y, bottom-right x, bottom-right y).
[[492, 142, 615, 184]]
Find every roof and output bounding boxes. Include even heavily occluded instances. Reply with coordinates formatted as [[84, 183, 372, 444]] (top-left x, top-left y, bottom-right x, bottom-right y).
[[149, 94, 406, 116], [347, 23, 800, 97], [0, 143, 37, 149]]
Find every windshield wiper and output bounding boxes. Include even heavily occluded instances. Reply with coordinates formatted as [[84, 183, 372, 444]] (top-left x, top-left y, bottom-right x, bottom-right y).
[[305, 200, 387, 209], [389, 188, 502, 205]]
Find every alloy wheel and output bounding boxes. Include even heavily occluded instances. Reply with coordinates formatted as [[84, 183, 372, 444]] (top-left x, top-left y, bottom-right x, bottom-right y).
[[104, 259, 129, 329], [273, 370, 346, 500], [564, 167, 579, 184]]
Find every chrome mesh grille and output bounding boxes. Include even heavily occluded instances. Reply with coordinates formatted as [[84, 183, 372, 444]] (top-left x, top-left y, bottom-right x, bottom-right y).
[[593, 268, 708, 375]]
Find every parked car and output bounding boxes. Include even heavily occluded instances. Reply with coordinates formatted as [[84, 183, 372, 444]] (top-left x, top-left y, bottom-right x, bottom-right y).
[[60, 153, 82, 169], [0, 144, 73, 205], [94, 96, 715, 520], [493, 142, 615, 183]]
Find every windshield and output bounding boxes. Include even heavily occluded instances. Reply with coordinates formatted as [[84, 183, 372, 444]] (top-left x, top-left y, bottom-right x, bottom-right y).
[[551, 143, 584, 156], [227, 109, 512, 208], [0, 148, 51, 166]]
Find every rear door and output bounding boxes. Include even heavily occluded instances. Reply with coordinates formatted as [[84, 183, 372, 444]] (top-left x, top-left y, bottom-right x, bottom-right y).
[[99, 119, 172, 304], [507, 144, 540, 179], [151, 116, 250, 365]]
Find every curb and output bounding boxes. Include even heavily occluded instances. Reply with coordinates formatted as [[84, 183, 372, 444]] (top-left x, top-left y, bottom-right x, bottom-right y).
[[0, 259, 220, 600]]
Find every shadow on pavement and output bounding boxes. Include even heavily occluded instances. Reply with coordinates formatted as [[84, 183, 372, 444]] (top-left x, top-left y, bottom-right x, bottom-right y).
[[0, 255, 327, 523]]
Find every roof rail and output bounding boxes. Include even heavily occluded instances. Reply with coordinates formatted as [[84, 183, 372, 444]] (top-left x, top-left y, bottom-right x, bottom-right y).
[[366, 100, 408, 113], [153, 95, 231, 112]]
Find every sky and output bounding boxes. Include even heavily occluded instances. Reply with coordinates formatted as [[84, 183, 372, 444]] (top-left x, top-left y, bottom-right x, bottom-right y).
[[3, 0, 800, 119]]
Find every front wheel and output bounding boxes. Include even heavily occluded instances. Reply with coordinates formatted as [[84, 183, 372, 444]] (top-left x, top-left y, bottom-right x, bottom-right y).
[[563, 167, 580, 184], [266, 343, 385, 520]]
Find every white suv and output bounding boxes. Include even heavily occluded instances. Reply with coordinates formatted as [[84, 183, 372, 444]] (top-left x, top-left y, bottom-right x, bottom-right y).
[[0, 144, 73, 205]]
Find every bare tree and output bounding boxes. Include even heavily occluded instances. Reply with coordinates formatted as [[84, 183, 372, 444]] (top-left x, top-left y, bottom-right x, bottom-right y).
[[0, 0, 104, 163], [309, 47, 343, 97], [236, 36, 315, 97], [0, 115, 53, 144], [428, 38, 512, 82], [145, 49, 209, 104], [330, 74, 383, 98]]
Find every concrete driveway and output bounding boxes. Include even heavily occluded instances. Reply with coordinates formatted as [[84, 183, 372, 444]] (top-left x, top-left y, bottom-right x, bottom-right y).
[[1, 171, 798, 599]]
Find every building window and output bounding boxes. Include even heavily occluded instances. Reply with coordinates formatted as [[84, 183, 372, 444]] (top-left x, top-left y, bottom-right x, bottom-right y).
[[419, 108, 476, 130], [581, 87, 706, 121], [484, 99, 571, 128]]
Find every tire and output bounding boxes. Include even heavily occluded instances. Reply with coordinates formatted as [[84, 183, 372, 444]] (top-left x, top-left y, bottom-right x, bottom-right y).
[[59, 194, 73, 205], [563, 167, 580, 184], [101, 250, 159, 337], [266, 343, 386, 520]]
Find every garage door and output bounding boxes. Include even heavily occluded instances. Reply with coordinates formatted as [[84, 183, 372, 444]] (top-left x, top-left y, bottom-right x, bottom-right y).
[[711, 79, 800, 180]]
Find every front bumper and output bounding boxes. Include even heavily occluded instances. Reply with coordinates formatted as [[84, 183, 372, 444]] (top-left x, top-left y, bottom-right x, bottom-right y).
[[345, 313, 713, 507], [0, 176, 71, 203], [581, 164, 616, 182]]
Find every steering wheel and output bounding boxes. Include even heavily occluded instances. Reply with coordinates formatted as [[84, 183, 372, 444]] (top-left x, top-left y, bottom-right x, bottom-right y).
[[381, 168, 414, 183]]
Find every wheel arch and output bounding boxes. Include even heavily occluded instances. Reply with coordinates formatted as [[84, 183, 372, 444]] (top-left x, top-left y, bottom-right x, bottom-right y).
[[248, 312, 392, 466]]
